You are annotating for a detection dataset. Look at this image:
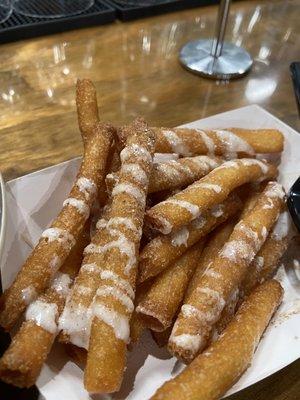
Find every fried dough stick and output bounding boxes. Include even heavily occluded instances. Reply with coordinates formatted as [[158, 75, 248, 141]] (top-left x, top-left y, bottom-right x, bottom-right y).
[[0, 124, 113, 331], [0, 222, 90, 388], [145, 159, 277, 235], [169, 182, 285, 363], [139, 193, 241, 283], [152, 127, 284, 157], [151, 279, 283, 400]]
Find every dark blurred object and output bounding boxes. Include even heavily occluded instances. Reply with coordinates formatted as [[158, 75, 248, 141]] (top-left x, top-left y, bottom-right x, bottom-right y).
[[105, 0, 218, 21], [0, 0, 115, 44], [13, 0, 94, 18], [290, 62, 300, 117], [288, 176, 300, 234]]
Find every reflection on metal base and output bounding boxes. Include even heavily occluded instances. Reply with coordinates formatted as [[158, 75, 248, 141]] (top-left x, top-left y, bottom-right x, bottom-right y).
[[179, 39, 253, 80]]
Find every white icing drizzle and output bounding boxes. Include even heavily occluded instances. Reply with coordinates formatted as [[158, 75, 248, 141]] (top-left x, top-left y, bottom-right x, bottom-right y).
[[262, 198, 274, 209], [181, 304, 204, 320], [153, 153, 179, 163], [96, 285, 134, 313], [92, 303, 130, 343], [197, 287, 225, 308], [170, 160, 194, 176], [196, 183, 222, 193], [76, 285, 93, 295], [261, 226, 267, 240], [241, 159, 269, 174], [169, 333, 202, 352], [171, 227, 189, 247], [49, 255, 61, 273], [253, 256, 264, 272], [213, 129, 254, 158], [155, 215, 173, 234], [195, 129, 215, 155], [217, 160, 239, 170], [237, 221, 259, 242], [120, 144, 152, 164], [220, 240, 256, 263], [191, 156, 217, 170], [81, 262, 98, 274], [204, 269, 222, 279], [121, 163, 148, 186], [163, 199, 199, 218], [58, 303, 92, 349], [271, 211, 291, 240], [21, 286, 37, 305], [99, 270, 134, 299], [162, 130, 191, 156], [155, 163, 182, 179], [211, 204, 224, 218], [51, 272, 72, 297], [41, 228, 75, 250], [84, 232, 136, 274], [191, 215, 206, 229], [112, 183, 145, 206], [106, 217, 141, 238], [76, 177, 96, 200], [26, 300, 58, 334], [63, 198, 90, 218], [264, 183, 285, 199]]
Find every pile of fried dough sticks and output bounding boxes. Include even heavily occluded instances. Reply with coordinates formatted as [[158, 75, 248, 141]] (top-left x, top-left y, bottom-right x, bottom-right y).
[[0, 79, 291, 400]]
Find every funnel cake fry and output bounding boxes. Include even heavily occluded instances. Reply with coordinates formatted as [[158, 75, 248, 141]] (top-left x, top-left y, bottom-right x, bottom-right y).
[[145, 158, 277, 235], [76, 79, 99, 143], [139, 193, 241, 283], [152, 127, 284, 157], [151, 280, 283, 400], [106, 155, 222, 194], [0, 124, 113, 331], [0, 222, 90, 388], [168, 182, 285, 363], [84, 119, 155, 393], [136, 241, 204, 332]]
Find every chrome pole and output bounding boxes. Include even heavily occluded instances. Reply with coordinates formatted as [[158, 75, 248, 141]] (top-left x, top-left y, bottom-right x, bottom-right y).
[[179, 0, 253, 80]]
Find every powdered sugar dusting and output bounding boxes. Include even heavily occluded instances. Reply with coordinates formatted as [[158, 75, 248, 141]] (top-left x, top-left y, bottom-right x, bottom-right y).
[[163, 199, 199, 218]]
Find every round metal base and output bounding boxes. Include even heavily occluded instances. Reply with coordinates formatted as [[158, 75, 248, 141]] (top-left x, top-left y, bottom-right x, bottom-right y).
[[179, 39, 253, 80]]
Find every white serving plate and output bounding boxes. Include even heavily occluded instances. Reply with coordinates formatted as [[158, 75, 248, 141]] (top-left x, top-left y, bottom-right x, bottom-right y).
[[1, 105, 300, 400]]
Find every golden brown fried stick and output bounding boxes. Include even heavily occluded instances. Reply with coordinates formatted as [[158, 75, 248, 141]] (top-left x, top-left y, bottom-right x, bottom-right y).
[[152, 127, 284, 157], [136, 241, 204, 332], [84, 119, 155, 393], [0, 221, 90, 388], [0, 124, 113, 331], [76, 79, 99, 143], [106, 156, 222, 194], [241, 210, 291, 298], [151, 279, 283, 400], [138, 193, 241, 283], [168, 182, 285, 363], [145, 159, 277, 234]]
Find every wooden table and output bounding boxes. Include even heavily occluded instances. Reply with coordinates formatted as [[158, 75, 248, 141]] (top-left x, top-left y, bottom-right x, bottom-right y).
[[0, 0, 299, 398]]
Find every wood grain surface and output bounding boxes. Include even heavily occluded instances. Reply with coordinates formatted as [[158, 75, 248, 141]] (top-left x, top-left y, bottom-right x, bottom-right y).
[[0, 0, 299, 398]]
